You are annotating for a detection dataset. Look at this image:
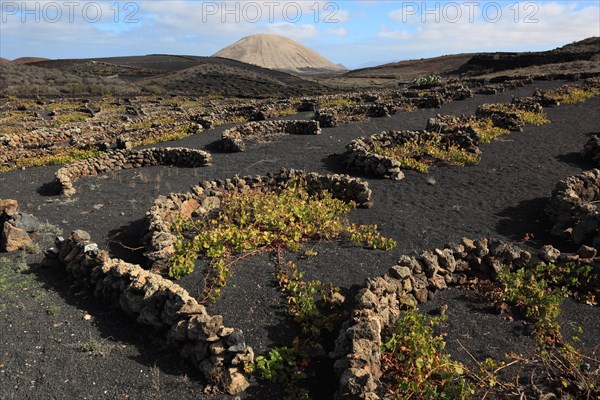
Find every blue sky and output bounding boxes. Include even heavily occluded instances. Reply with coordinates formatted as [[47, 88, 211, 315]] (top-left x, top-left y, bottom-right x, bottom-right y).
[[1, 1, 599, 69]]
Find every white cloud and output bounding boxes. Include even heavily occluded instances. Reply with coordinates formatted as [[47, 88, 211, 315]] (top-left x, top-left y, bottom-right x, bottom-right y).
[[380, 2, 600, 53], [266, 23, 320, 40], [333, 10, 350, 23], [378, 24, 412, 40], [326, 27, 348, 37]]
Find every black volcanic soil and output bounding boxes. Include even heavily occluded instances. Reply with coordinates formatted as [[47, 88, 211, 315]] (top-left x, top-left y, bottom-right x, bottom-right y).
[[1, 81, 599, 399]]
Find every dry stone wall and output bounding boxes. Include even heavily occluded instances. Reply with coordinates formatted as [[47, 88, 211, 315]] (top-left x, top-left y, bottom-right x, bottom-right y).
[[344, 130, 479, 180], [55, 147, 212, 196], [330, 238, 599, 399], [143, 169, 374, 270], [313, 92, 460, 128], [42, 230, 253, 395], [221, 120, 321, 152], [475, 104, 525, 132], [583, 134, 600, 166], [314, 104, 401, 128], [546, 169, 600, 249]]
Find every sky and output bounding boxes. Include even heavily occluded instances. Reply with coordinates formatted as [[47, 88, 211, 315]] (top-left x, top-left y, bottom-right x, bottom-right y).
[[1, 0, 599, 69]]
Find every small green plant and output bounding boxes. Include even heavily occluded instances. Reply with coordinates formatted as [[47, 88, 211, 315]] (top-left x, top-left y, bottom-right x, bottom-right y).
[[498, 262, 598, 341], [272, 107, 297, 117], [132, 124, 198, 147], [301, 248, 318, 258], [277, 261, 343, 338], [22, 242, 41, 255], [479, 103, 550, 127], [80, 338, 100, 353], [37, 222, 63, 236], [129, 116, 175, 130], [1, 147, 104, 172], [546, 85, 600, 104], [45, 101, 80, 111], [498, 265, 566, 342], [255, 346, 310, 400], [374, 134, 480, 173], [46, 305, 61, 316], [518, 110, 551, 126], [214, 115, 246, 126], [79, 334, 112, 356], [471, 118, 511, 143], [319, 97, 360, 108], [497, 263, 600, 397], [412, 75, 443, 88], [381, 308, 474, 399], [0, 257, 31, 293], [0, 111, 30, 121]]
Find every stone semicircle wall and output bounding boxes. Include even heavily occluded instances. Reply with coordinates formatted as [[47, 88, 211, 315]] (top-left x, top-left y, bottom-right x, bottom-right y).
[[55, 147, 213, 196], [221, 120, 321, 152], [583, 134, 600, 166], [142, 169, 374, 271], [42, 230, 253, 395], [343, 129, 479, 181], [546, 168, 600, 250], [329, 238, 599, 399]]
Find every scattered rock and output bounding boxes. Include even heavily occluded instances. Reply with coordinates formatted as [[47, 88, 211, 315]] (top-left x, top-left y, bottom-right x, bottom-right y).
[[540, 245, 561, 263], [2, 222, 32, 252], [223, 368, 250, 395], [576, 245, 597, 259], [0, 199, 19, 217], [70, 230, 91, 244], [11, 213, 40, 233], [180, 199, 201, 218]]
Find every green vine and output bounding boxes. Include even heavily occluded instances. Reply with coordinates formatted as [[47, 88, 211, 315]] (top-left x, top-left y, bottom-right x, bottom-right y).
[[168, 178, 396, 301], [254, 344, 310, 400], [497, 262, 599, 397], [381, 309, 474, 399], [277, 260, 343, 338]]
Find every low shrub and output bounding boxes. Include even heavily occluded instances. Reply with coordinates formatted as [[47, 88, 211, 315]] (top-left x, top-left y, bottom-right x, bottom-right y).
[[471, 118, 511, 143], [1, 148, 104, 172], [381, 309, 474, 399], [518, 110, 551, 126], [412, 75, 443, 88], [277, 261, 343, 338], [546, 86, 600, 104], [319, 97, 360, 108], [254, 345, 309, 399], [497, 263, 599, 397]]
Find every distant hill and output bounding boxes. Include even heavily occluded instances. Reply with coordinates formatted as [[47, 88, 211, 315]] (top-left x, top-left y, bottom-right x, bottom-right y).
[[11, 57, 50, 64], [213, 34, 346, 74], [344, 37, 600, 83], [0, 62, 138, 97], [31, 57, 162, 81], [454, 37, 600, 77], [0, 57, 10, 63], [136, 55, 325, 97], [346, 54, 475, 82], [4, 54, 324, 97]]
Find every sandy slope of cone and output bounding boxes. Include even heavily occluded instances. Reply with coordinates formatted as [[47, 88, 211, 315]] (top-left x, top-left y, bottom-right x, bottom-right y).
[[214, 34, 345, 73]]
